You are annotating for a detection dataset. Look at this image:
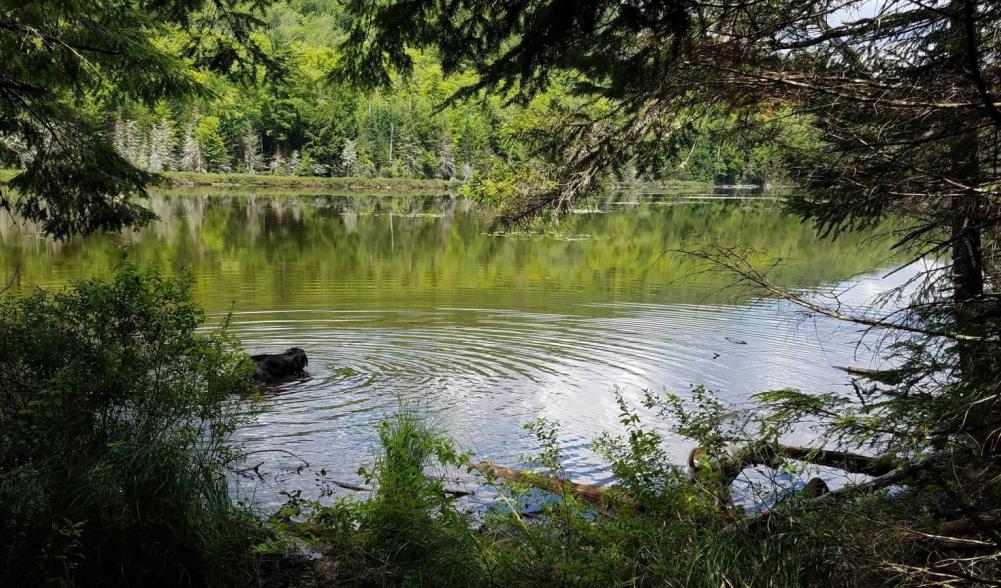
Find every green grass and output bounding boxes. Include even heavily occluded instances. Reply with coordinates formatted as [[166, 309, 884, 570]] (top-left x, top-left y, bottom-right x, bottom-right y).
[[1, 168, 716, 194], [163, 171, 464, 192], [0, 168, 463, 192]]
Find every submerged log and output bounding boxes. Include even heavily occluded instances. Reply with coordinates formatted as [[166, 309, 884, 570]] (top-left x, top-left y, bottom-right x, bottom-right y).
[[328, 478, 474, 498], [472, 461, 617, 505]]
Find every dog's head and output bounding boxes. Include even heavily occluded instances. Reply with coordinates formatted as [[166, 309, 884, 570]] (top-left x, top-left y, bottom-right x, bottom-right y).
[[286, 347, 308, 369]]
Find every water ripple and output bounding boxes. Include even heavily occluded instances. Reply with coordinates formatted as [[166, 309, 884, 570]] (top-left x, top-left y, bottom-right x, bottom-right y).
[[225, 299, 872, 507]]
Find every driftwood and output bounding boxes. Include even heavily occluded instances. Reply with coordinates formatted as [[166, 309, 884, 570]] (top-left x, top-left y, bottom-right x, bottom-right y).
[[327, 478, 475, 498], [774, 443, 897, 476], [472, 461, 617, 505], [470, 450, 996, 549]]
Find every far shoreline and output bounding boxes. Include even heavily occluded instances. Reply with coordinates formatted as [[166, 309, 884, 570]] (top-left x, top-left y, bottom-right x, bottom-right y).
[[0, 169, 734, 195]]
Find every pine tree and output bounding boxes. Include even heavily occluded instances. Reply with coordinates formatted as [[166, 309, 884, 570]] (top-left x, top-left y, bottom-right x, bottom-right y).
[[112, 113, 128, 158], [147, 117, 176, 173], [437, 133, 456, 180], [0, 132, 32, 168], [287, 150, 301, 176], [270, 148, 286, 175], [179, 121, 204, 173], [397, 127, 422, 178], [242, 129, 263, 174], [122, 120, 146, 169], [340, 139, 357, 177]]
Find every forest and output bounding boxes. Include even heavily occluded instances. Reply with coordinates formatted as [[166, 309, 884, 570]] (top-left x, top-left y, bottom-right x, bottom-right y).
[[8, 1, 800, 186], [2, 0, 1001, 587]]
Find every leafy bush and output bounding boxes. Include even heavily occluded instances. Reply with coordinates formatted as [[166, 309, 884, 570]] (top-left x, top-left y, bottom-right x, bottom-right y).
[[294, 408, 482, 586], [0, 266, 268, 586]]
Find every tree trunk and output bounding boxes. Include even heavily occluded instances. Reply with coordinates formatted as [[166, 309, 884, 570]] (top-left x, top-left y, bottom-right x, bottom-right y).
[[948, 1, 994, 450]]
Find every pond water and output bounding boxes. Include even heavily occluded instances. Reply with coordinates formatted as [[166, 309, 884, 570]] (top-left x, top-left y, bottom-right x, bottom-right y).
[[0, 189, 907, 506]]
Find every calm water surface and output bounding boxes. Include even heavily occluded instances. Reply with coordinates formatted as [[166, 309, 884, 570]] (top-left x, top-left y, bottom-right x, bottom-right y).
[[0, 189, 906, 505]]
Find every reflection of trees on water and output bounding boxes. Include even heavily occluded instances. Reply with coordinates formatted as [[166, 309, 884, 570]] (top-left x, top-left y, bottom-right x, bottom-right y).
[[0, 192, 899, 313]]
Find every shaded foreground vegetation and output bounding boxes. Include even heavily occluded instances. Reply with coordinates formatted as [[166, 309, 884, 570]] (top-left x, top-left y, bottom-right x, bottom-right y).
[[0, 268, 275, 586], [3, 267, 1000, 587]]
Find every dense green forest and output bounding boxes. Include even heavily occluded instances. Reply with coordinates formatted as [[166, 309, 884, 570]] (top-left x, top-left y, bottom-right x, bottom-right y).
[[82, 1, 802, 185]]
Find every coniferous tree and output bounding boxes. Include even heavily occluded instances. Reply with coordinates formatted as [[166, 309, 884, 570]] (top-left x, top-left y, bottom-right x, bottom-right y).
[[242, 129, 264, 175], [179, 122, 205, 173], [147, 117, 176, 173], [122, 120, 146, 169], [340, 139, 358, 176], [270, 148, 287, 176], [437, 133, 457, 180], [112, 113, 129, 160], [0, 132, 32, 168], [397, 127, 422, 178], [287, 149, 301, 176]]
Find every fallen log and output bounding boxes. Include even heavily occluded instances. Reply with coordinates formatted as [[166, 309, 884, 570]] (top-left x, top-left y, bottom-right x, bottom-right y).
[[774, 443, 897, 476], [326, 478, 474, 498], [938, 509, 1001, 538], [472, 461, 619, 505], [687, 442, 898, 487], [474, 443, 911, 525], [834, 365, 910, 386], [688, 442, 783, 486], [739, 460, 921, 530]]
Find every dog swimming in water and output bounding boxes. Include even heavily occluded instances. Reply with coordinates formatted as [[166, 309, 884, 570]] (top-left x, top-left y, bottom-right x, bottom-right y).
[[250, 347, 308, 384]]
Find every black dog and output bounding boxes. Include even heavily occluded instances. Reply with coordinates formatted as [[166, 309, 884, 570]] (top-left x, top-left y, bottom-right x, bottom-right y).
[[251, 348, 308, 383]]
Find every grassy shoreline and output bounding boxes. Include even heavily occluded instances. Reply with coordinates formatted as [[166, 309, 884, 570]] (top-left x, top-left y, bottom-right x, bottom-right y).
[[0, 169, 465, 193], [0, 169, 717, 194], [163, 171, 465, 192]]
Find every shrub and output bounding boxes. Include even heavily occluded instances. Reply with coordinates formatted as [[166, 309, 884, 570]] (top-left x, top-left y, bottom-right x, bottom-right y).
[[296, 408, 482, 586], [0, 266, 267, 586]]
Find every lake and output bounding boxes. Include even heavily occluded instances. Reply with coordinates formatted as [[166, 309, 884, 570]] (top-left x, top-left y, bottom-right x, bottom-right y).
[[0, 188, 907, 506]]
